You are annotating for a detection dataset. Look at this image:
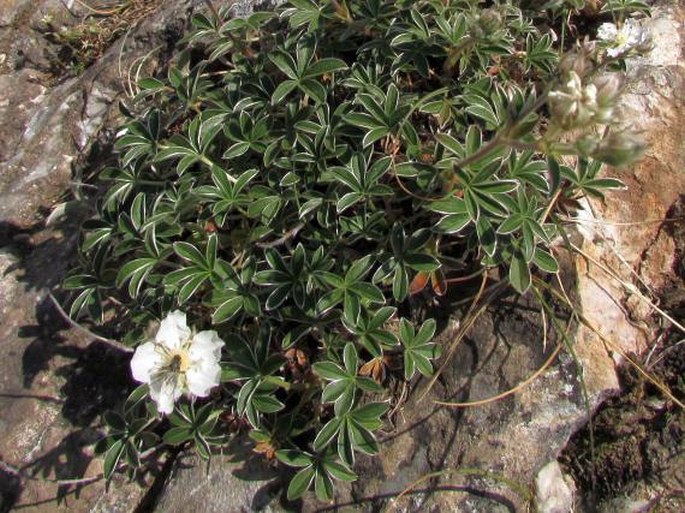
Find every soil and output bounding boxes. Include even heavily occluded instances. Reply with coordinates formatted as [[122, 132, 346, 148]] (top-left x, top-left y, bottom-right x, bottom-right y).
[[561, 197, 685, 512]]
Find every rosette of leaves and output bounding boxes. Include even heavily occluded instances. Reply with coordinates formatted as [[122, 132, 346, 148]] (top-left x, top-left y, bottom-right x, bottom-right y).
[[65, 0, 643, 501]]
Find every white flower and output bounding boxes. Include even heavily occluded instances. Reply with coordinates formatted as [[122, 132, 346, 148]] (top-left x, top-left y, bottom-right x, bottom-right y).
[[130, 310, 224, 415], [597, 20, 650, 58]]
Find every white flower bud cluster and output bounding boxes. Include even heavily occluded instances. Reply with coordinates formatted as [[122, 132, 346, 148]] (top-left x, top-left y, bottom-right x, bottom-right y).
[[548, 71, 623, 129]]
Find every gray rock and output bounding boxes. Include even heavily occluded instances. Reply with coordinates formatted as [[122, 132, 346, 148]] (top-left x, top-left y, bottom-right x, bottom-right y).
[[535, 461, 575, 513], [153, 445, 284, 513], [0, 0, 206, 227]]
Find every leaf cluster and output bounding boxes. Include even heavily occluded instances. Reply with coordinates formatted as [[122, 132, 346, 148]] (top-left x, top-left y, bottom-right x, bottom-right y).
[[66, 0, 644, 501]]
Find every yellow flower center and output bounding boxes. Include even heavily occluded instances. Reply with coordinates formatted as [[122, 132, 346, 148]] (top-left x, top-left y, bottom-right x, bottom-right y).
[[615, 33, 628, 47], [163, 345, 191, 374]]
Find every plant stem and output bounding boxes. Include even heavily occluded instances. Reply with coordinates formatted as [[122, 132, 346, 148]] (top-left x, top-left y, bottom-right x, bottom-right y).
[[48, 293, 134, 353]]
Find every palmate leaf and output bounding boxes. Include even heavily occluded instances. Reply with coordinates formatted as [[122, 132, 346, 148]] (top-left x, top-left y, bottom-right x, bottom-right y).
[[313, 343, 383, 415], [464, 92, 501, 129], [236, 378, 286, 428], [313, 402, 389, 466], [282, 0, 325, 31], [317, 255, 384, 321], [373, 225, 440, 301], [277, 449, 357, 501], [254, 244, 310, 310], [211, 259, 261, 322], [115, 258, 157, 298], [398, 318, 441, 380], [342, 306, 397, 356], [428, 194, 472, 234]]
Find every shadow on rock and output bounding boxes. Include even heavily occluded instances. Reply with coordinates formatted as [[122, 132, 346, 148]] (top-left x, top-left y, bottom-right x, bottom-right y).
[[0, 467, 22, 513], [0, 206, 137, 509]]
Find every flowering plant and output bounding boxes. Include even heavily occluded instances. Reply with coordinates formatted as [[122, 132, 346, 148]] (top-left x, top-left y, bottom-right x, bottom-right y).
[[64, 0, 650, 503]]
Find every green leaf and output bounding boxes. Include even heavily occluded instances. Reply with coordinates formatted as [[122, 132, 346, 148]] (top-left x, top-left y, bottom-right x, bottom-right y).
[[174, 242, 207, 268], [324, 460, 357, 482], [436, 213, 471, 233], [178, 273, 208, 304], [464, 93, 500, 128], [103, 439, 126, 481], [116, 258, 156, 298], [362, 127, 389, 148], [213, 296, 243, 323], [343, 342, 358, 374], [271, 80, 298, 105], [299, 79, 328, 104], [252, 394, 285, 413], [163, 427, 193, 445], [138, 77, 166, 91], [436, 133, 464, 157], [313, 417, 342, 451], [404, 254, 440, 272], [351, 402, 389, 427], [346, 255, 374, 283], [313, 361, 347, 381], [305, 58, 348, 77], [314, 469, 334, 501], [269, 51, 298, 79], [276, 449, 312, 468], [265, 284, 290, 310], [349, 282, 384, 303], [533, 247, 559, 273], [337, 192, 363, 213], [509, 252, 532, 293], [248, 196, 281, 222], [287, 466, 316, 500], [223, 141, 251, 159]]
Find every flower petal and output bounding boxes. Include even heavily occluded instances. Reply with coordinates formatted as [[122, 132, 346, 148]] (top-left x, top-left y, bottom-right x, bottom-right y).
[[130, 342, 162, 384], [186, 360, 221, 397], [156, 310, 191, 349], [149, 372, 184, 415], [597, 23, 618, 42], [189, 330, 225, 361]]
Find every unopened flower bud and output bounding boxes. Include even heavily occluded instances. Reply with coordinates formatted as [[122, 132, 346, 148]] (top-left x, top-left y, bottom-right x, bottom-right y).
[[560, 40, 597, 78], [593, 73, 624, 103], [548, 71, 599, 129], [560, 51, 589, 78], [581, 39, 597, 56], [574, 135, 599, 156], [477, 8, 502, 34], [591, 73, 624, 123], [590, 130, 645, 167]]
